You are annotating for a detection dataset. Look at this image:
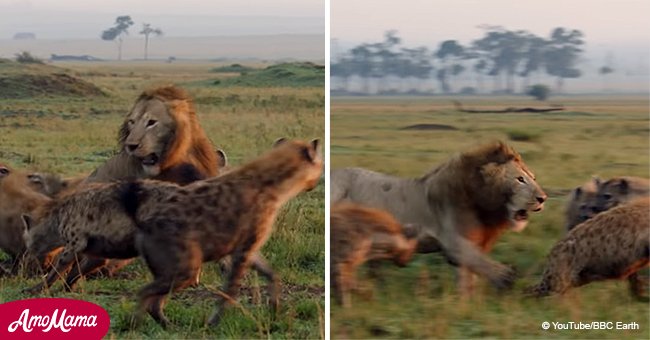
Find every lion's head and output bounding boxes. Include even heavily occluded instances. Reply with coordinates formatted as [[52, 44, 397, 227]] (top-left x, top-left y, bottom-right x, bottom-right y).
[[118, 86, 218, 178], [465, 142, 547, 232]]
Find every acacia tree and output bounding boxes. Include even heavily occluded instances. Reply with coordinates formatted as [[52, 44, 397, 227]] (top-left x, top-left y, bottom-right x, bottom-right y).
[[101, 16, 134, 61], [140, 23, 163, 60], [544, 27, 584, 93], [435, 40, 465, 93]]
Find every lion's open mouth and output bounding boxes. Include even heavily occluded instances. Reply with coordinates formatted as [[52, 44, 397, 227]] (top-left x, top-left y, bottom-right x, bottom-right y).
[[141, 153, 159, 166], [514, 209, 529, 221]]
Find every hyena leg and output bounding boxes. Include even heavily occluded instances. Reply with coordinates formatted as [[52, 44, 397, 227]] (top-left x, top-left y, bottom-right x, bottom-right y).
[[628, 272, 649, 301], [93, 259, 134, 278], [249, 253, 280, 313], [339, 262, 355, 308], [64, 256, 109, 291], [331, 264, 343, 306], [25, 248, 78, 294], [207, 251, 252, 327], [136, 235, 201, 328]]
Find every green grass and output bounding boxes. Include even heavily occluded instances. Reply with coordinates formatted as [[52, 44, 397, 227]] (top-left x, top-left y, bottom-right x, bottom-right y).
[[330, 95, 650, 339], [210, 62, 325, 88], [0, 61, 324, 338]]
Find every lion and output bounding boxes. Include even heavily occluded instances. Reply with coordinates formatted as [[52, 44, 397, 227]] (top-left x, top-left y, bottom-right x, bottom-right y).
[[331, 141, 547, 293], [592, 176, 649, 214], [84, 85, 219, 185], [331, 202, 418, 307], [565, 177, 600, 231], [527, 197, 649, 299]]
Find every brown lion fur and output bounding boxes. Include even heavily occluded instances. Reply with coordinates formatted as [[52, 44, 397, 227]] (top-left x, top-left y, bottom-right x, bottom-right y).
[[116, 85, 218, 178], [528, 197, 650, 299], [331, 202, 418, 307], [330, 141, 547, 293]]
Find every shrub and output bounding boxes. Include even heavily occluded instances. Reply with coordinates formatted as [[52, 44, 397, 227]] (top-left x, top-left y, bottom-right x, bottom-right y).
[[15, 51, 43, 64], [526, 84, 551, 101]]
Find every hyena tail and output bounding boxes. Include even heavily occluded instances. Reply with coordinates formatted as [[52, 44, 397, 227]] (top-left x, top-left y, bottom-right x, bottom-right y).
[[118, 181, 144, 219]]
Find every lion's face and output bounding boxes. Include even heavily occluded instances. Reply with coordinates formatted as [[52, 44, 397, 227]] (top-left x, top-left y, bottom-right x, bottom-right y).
[[481, 160, 546, 232], [503, 161, 546, 231], [121, 98, 175, 176]]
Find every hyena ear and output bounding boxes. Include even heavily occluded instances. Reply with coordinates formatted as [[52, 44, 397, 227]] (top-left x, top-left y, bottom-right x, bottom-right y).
[[272, 138, 287, 148], [21, 214, 34, 231], [617, 179, 629, 194], [591, 175, 601, 186], [216, 149, 228, 168], [573, 187, 583, 198]]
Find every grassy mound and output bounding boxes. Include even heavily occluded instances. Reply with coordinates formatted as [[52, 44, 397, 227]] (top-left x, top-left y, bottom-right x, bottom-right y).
[[210, 63, 256, 73], [0, 59, 105, 99], [213, 62, 324, 87]]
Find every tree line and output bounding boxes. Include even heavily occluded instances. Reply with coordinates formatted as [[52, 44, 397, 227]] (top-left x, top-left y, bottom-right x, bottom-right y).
[[331, 27, 590, 95], [101, 16, 163, 61]]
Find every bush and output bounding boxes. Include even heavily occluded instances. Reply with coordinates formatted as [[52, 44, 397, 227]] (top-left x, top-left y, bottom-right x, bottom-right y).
[[15, 51, 43, 64], [506, 129, 541, 142], [526, 84, 551, 101], [459, 86, 477, 95]]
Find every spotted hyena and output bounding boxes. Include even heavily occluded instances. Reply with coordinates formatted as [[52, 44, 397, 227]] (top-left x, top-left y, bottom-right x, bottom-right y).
[[527, 197, 650, 300], [118, 138, 322, 328], [331, 202, 418, 308]]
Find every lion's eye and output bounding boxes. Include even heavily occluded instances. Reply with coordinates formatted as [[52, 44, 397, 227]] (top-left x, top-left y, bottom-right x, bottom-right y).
[[127, 119, 135, 125], [517, 176, 526, 183], [146, 119, 157, 127]]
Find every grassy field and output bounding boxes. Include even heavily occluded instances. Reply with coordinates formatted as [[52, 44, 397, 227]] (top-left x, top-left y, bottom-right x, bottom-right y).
[[0, 60, 324, 338], [330, 95, 649, 339]]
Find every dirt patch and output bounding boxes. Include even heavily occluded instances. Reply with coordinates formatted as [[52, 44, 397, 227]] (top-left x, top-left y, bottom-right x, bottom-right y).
[[400, 123, 458, 131], [0, 73, 105, 99]]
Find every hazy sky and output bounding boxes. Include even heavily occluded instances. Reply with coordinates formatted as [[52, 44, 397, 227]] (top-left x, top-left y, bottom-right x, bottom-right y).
[[1, 0, 323, 16], [0, 0, 324, 38], [332, 0, 650, 47]]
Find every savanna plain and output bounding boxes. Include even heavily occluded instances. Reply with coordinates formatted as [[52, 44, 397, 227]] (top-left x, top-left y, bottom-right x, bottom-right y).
[[330, 95, 649, 339], [0, 59, 325, 338]]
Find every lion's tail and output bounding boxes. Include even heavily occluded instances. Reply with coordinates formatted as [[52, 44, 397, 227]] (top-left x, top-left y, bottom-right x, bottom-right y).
[[117, 181, 145, 221]]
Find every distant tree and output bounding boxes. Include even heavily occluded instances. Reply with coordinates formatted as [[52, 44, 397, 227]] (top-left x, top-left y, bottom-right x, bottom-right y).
[[599, 66, 614, 75], [544, 27, 584, 93], [472, 29, 527, 93], [140, 23, 163, 60], [435, 40, 465, 93], [526, 84, 551, 101], [101, 15, 134, 61]]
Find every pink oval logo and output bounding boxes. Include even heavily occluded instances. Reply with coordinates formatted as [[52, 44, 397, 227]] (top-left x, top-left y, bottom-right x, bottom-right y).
[[0, 298, 110, 339]]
